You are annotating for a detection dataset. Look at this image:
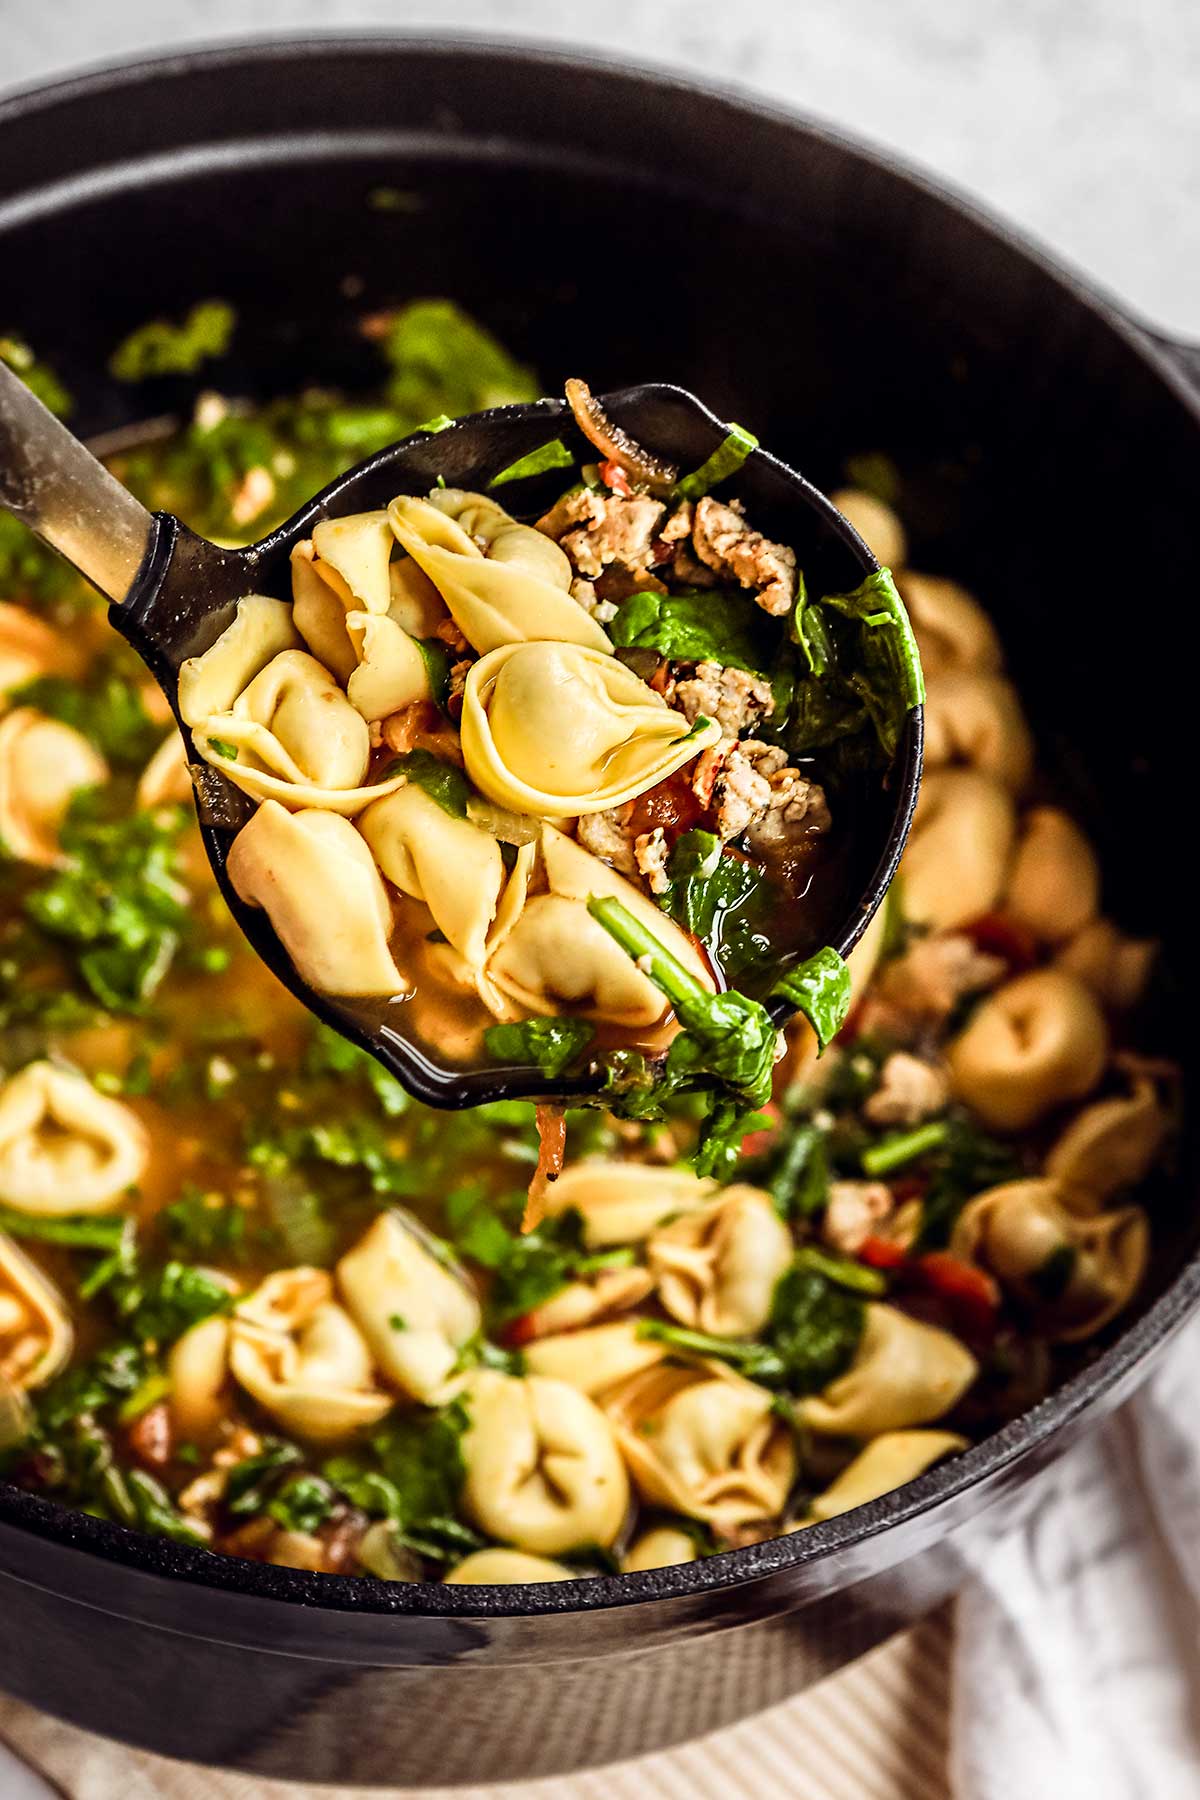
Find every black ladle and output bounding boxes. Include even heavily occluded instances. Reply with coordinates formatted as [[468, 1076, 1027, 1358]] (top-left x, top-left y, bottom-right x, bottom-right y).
[[0, 367, 922, 1108]]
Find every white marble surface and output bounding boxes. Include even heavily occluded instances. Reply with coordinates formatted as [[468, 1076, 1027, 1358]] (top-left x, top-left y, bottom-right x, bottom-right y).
[[2, 0, 1198, 338]]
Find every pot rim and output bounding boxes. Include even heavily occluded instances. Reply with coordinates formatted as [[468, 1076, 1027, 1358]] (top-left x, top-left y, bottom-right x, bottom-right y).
[[1, 29, 1197, 1622]]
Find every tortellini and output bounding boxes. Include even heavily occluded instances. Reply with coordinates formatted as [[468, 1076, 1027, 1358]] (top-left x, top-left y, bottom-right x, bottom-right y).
[[946, 968, 1108, 1132], [310, 510, 396, 617], [292, 534, 438, 716], [0, 709, 108, 866], [1044, 1081, 1171, 1207], [1005, 806, 1100, 948], [388, 494, 611, 655], [343, 612, 430, 722], [189, 649, 403, 816], [487, 825, 714, 1026], [952, 1179, 1148, 1341], [168, 1313, 233, 1442], [1055, 917, 1157, 1011], [622, 1527, 700, 1573], [511, 1265, 654, 1340], [896, 572, 1002, 677], [522, 1318, 666, 1396], [358, 784, 507, 969], [827, 488, 907, 570], [798, 1430, 968, 1525], [336, 1211, 480, 1405], [543, 1161, 717, 1248], [797, 1304, 978, 1436], [648, 1185, 793, 1338], [136, 730, 193, 810], [227, 801, 408, 997], [899, 768, 1016, 932], [178, 594, 301, 723], [922, 670, 1033, 791], [0, 1231, 73, 1389], [0, 1061, 148, 1217], [0, 602, 80, 703], [444, 1550, 581, 1585], [460, 1370, 630, 1554], [460, 642, 719, 817], [428, 488, 576, 590], [603, 1361, 795, 1531], [229, 1268, 393, 1441]]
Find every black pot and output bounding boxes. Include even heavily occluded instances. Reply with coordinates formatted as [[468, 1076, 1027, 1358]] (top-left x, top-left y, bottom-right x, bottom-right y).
[[1, 35, 1197, 1786]]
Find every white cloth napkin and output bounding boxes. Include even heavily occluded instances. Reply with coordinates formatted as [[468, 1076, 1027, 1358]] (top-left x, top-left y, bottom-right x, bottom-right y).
[[950, 1311, 1200, 1800]]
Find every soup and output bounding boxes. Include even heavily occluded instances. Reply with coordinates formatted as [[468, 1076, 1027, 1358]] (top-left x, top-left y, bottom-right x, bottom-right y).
[[0, 308, 1175, 1583]]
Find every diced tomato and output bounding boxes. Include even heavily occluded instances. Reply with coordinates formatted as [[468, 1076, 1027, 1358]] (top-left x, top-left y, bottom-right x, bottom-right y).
[[739, 1104, 782, 1160], [504, 1312, 541, 1349], [914, 1251, 1001, 1337], [858, 1235, 909, 1271], [965, 912, 1038, 974], [600, 459, 633, 498]]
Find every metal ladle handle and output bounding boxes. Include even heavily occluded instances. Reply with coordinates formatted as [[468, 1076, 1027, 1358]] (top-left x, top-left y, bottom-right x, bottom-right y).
[[0, 358, 154, 604]]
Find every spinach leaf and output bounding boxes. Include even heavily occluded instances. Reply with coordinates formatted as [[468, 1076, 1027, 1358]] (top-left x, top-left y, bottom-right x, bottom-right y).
[[445, 1187, 590, 1324], [657, 832, 774, 982], [324, 1402, 475, 1562], [818, 569, 925, 756], [762, 1121, 829, 1220], [226, 1441, 305, 1515], [639, 1260, 864, 1395], [0, 1209, 127, 1252], [126, 1469, 207, 1545], [385, 749, 472, 818], [380, 300, 538, 422], [160, 1187, 249, 1261], [609, 588, 778, 674], [268, 1473, 337, 1535], [771, 947, 852, 1051], [114, 1260, 233, 1348], [484, 1017, 595, 1079], [489, 439, 575, 487], [673, 424, 758, 502], [912, 1119, 1023, 1252], [415, 637, 453, 710], [109, 300, 235, 382]]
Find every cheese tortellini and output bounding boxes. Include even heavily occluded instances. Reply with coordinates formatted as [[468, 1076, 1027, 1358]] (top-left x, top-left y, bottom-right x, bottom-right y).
[[1004, 807, 1100, 946], [460, 642, 719, 817], [543, 1161, 718, 1248], [946, 968, 1108, 1133], [0, 602, 80, 703], [899, 767, 1016, 932], [0, 1061, 148, 1217], [648, 1184, 793, 1338], [523, 1318, 666, 1396], [336, 1211, 480, 1405], [0, 1231, 73, 1390], [0, 709, 108, 866], [460, 1370, 630, 1554], [603, 1361, 795, 1531], [795, 1430, 969, 1525], [1044, 1081, 1171, 1207], [797, 1304, 978, 1437], [229, 1268, 393, 1441], [388, 493, 611, 655], [487, 826, 714, 1026], [227, 801, 408, 997], [922, 669, 1033, 791], [444, 1550, 581, 1585], [952, 1179, 1148, 1341], [358, 784, 508, 970]]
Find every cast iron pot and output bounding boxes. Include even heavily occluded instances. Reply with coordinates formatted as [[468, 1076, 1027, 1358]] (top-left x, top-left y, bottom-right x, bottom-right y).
[[0, 35, 1197, 1785]]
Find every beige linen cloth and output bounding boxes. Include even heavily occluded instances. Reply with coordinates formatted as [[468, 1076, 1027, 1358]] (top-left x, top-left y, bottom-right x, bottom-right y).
[[0, 1613, 952, 1799]]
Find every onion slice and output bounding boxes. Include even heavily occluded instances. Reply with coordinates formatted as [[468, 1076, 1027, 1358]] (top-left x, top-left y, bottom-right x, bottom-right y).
[[564, 379, 679, 498]]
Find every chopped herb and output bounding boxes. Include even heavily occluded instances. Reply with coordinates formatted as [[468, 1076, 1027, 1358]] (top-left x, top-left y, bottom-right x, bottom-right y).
[[484, 1017, 595, 1079], [415, 413, 454, 433], [303, 1021, 409, 1117], [793, 1244, 888, 1296], [324, 1402, 474, 1562], [388, 1314, 407, 1332], [673, 423, 758, 502], [912, 1119, 1023, 1252], [609, 587, 778, 675], [160, 1187, 248, 1261], [22, 789, 192, 1013], [489, 439, 576, 487], [114, 1260, 233, 1348], [771, 947, 852, 1051], [207, 737, 240, 762], [116, 1369, 173, 1425], [445, 1188, 592, 1325], [109, 300, 235, 382], [386, 749, 472, 818]]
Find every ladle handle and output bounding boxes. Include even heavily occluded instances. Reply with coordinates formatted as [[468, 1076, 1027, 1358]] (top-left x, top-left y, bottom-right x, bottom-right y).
[[0, 359, 153, 604]]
